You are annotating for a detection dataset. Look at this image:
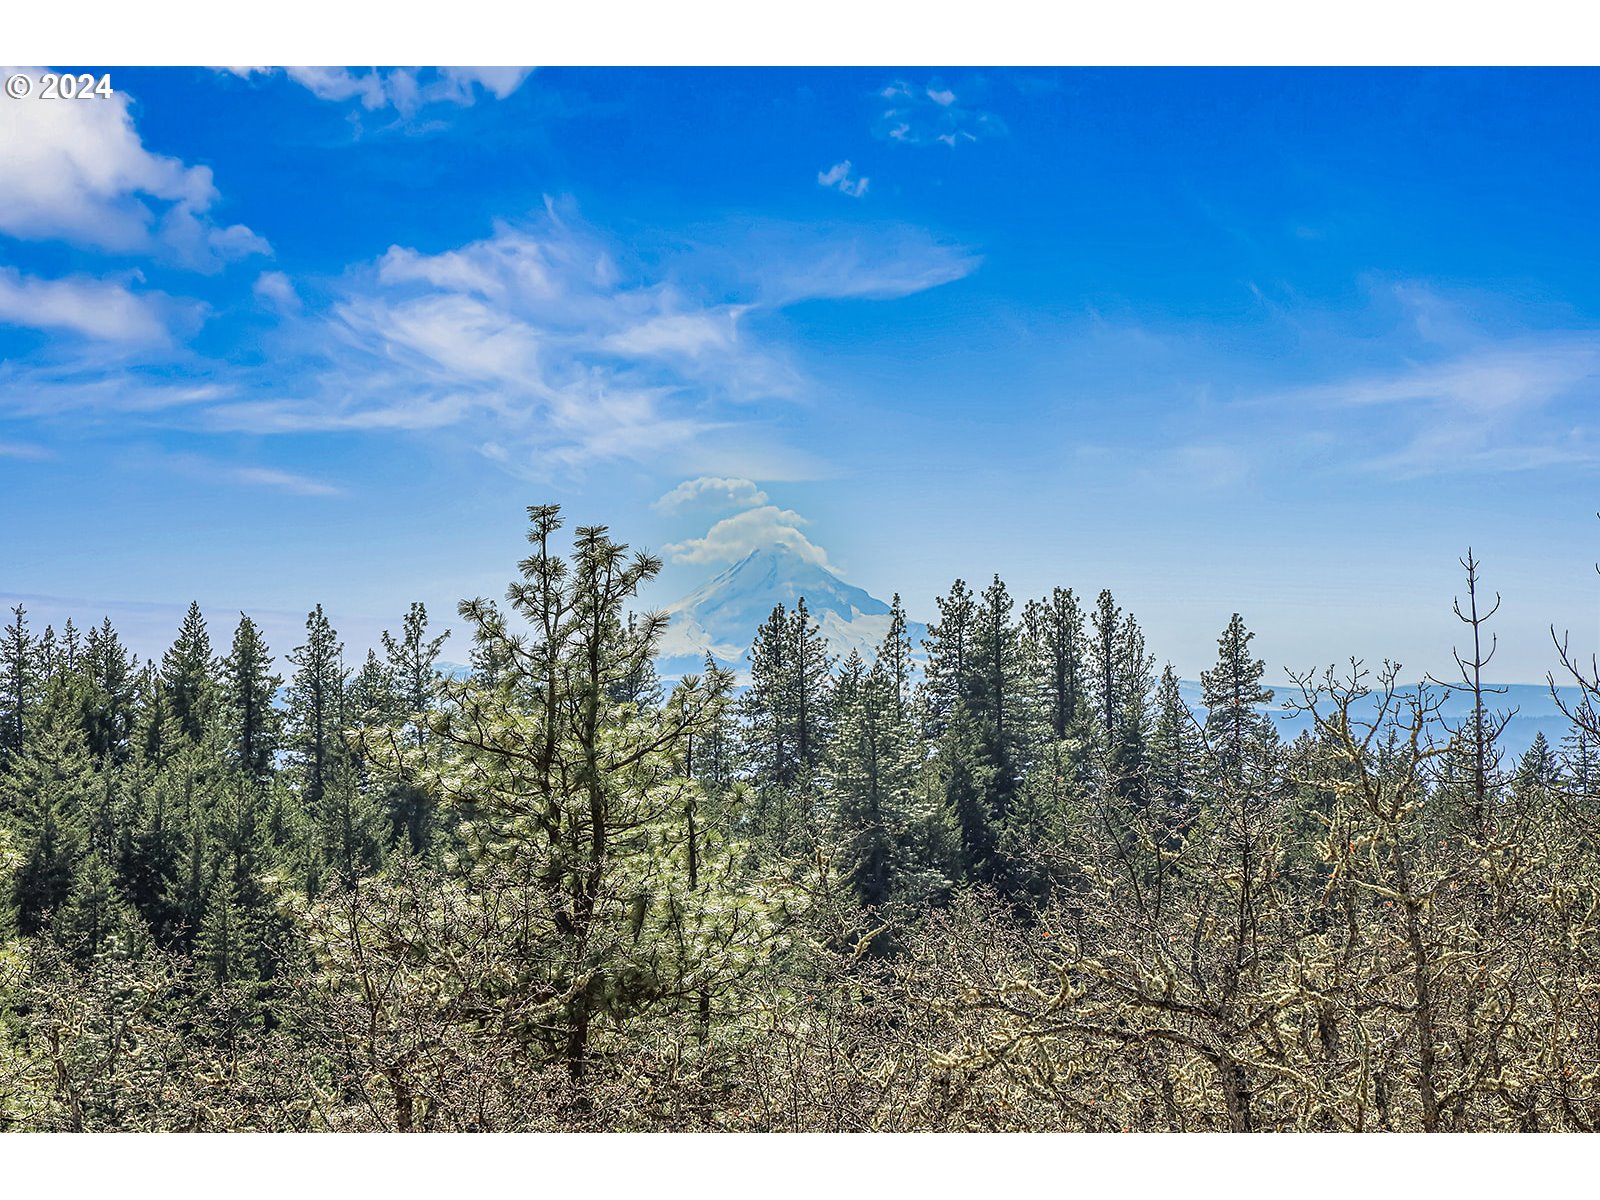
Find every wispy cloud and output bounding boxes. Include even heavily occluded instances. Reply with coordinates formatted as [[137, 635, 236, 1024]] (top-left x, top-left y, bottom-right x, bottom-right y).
[[221, 67, 534, 120], [875, 77, 1006, 147], [1271, 336, 1600, 477], [736, 222, 980, 305], [227, 466, 343, 496], [0, 200, 979, 482], [157, 451, 343, 497], [818, 160, 869, 198], [0, 440, 52, 460], [0, 68, 268, 270]]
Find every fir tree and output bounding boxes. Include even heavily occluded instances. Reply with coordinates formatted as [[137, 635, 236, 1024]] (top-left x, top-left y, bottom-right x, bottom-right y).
[[220, 614, 282, 786], [81, 618, 138, 766], [161, 602, 217, 745], [286, 605, 347, 841], [2, 683, 93, 936], [1199, 613, 1277, 796], [921, 578, 976, 738], [1149, 665, 1199, 841], [380, 603, 449, 852], [1, 605, 34, 766], [879, 593, 914, 721], [829, 657, 903, 909]]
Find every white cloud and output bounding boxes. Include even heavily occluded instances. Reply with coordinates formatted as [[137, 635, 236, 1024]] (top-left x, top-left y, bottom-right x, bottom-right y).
[[817, 160, 869, 198], [157, 451, 343, 496], [0, 68, 269, 270], [740, 223, 980, 304], [0, 440, 52, 460], [226, 66, 534, 118], [665, 505, 834, 569], [0, 202, 977, 480], [253, 270, 302, 314], [875, 76, 1006, 147], [443, 67, 535, 100], [228, 466, 342, 496], [654, 476, 770, 514], [1269, 336, 1600, 477], [0, 267, 178, 344]]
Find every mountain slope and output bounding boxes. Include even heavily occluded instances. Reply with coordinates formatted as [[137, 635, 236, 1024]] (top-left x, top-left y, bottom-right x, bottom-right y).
[[653, 544, 926, 678]]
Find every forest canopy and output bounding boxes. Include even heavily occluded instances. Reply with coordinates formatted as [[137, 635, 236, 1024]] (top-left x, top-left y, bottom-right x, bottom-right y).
[[2, 505, 1599, 1131]]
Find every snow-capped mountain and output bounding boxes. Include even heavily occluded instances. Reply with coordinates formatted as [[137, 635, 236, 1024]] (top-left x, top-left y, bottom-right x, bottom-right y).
[[652, 544, 927, 679]]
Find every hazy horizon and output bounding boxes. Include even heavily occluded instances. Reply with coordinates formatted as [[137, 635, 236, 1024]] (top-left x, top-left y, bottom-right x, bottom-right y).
[[5, 67, 1600, 681]]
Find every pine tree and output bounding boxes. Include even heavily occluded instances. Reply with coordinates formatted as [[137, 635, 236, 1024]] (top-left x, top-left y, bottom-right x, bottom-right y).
[[220, 614, 282, 786], [381, 602, 448, 724], [133, 661, 170, 767], [742, 599, 833, 848], [879, 593, 914, 722], [1560, 698, 1600, 803], [81, 618, 138, 766], [59, 846, 133, 961], [1024, 587, 1092, 744], [356, 505, 786, 1085], [195, 870, 252, 985], [116, 750, 183, 945], [1, 605, 35, 766], [1513, 731, 1557, 794], [789, 597, 833, 783], [161, 602, 217, 745], [2, 682, 93, 936], [380, 603, 449, 852], [1149, 665, 1199, 842], [1199, 613, 1277, 797], [744, 603, 797, 803], [938, 705, 999, 882], [921, 578, 976, 738], [1089, 590, 1156, 811], [829, 658, 908, 910], [286, 605, 347, 843]]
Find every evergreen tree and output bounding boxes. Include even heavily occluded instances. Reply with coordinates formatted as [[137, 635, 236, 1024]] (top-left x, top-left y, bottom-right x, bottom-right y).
[[80, 619, 138, 766], [742, 599, 833, 848], [1089, 590, 1156, 811], [357, 505, 786, 1085], [1149, 665, 1199, 841], [921, 578, 976, 738], [1, 605, 34, 766], [2, 683, 93, 936], [117, 750, 183, 945], [1513, 730, 1557, 794], [828, 657, 915, 910], [220, 614, 282, 786], [744, 603, 798, 803], [195, 870, 252, 985], [1199, 613, 1278, 797], [937, 705, 999, 882], [1560, 699, 1600, 802], [161, 602, 217, 745], [286, 605, 347, 843], [789, 597, 833, 782], [879, 593, 914, 722], [381, 602, 449, 724], [380, 603, 449, 852]]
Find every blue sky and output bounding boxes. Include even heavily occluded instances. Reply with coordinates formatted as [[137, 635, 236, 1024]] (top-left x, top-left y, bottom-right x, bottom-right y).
[[3, 66, 1599, 681]]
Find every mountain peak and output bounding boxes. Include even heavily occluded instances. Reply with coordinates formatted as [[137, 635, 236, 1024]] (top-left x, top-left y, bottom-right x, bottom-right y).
[[654, 543, 921, 678]]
